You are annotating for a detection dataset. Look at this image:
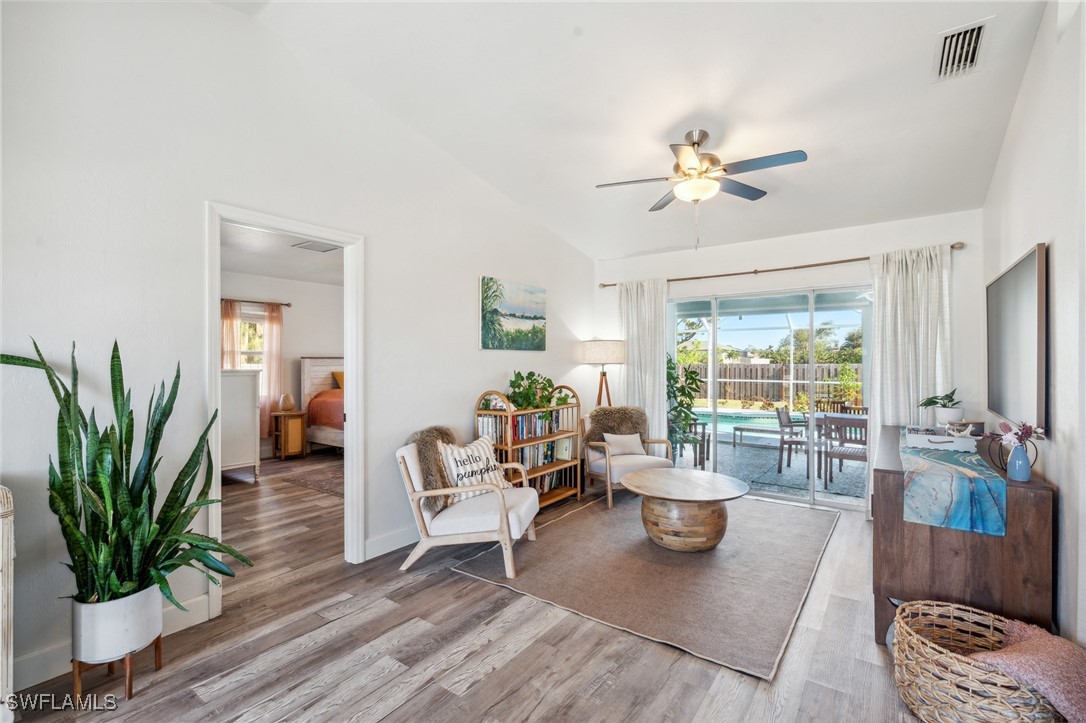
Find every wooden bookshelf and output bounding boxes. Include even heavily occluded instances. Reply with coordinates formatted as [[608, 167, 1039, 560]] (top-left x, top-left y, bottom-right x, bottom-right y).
[[474, 386, 581, 508]]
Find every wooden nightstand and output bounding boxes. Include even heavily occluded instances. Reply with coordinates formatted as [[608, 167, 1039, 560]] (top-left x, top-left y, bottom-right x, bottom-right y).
[[272, 411, 307, 460]]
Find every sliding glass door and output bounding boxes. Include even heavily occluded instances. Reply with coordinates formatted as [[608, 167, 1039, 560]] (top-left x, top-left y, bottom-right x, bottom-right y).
[[671, 286, 871, 508]]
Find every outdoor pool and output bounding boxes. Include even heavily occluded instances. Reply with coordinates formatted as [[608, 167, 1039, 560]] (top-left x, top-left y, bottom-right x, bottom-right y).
[[694, 410, 799, 437]]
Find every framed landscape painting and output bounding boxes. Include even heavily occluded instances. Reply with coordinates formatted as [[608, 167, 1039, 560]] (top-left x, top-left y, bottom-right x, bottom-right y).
[[480, 276, 546, 351]]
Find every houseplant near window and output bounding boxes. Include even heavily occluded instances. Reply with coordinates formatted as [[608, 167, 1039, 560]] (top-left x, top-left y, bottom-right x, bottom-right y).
[[1, 342, 251, 667], [917, 388, 964, 426], [666, 354, 702, 452]]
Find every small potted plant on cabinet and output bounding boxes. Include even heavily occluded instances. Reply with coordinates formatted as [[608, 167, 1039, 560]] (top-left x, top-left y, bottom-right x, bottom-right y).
[[918, 388, 964, 426], [1, 342, 251, 698]]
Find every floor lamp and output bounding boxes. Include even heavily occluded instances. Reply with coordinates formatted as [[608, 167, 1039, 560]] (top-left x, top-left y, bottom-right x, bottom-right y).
[[581, 340, 625, 407]]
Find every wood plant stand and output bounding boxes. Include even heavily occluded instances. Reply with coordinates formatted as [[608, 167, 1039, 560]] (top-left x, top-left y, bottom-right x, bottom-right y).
[[73, 634, 162, 701]]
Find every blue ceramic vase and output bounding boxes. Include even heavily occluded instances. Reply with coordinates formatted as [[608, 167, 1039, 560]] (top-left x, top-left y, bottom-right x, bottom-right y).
[[1007, 444, 1031, 482]]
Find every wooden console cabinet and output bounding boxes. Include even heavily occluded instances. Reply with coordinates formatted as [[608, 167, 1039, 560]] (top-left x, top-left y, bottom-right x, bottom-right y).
[[872, 425, 1055, 642]]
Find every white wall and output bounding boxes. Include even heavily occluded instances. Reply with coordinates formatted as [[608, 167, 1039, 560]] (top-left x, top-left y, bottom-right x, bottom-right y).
[[594, 210, 987, 418], [1, 2, 596, 689], [982, 1, 1085, 642], [221, 270, 344, 456]]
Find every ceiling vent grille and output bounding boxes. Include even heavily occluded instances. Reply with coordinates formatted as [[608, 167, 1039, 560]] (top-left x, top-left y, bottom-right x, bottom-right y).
[[936, 22, 985, 79], [291, 240, 340, 253]]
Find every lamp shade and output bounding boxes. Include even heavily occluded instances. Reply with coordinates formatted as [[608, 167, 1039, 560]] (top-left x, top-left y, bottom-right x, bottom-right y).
[[581, 339, 625, 365]]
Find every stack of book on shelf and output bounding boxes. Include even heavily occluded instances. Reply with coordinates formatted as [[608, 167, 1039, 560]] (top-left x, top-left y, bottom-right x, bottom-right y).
[[511, 411, 557, 442], [476, 415, 505, 444]]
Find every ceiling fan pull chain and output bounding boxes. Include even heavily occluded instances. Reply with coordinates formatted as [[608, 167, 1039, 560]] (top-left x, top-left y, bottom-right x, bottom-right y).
[[695, 201, 701, 251]]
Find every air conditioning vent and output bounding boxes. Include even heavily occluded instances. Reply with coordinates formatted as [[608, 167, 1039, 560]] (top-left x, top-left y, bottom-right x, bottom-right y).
[[935, 21, 986, 79], [291, 240, 339, 253]]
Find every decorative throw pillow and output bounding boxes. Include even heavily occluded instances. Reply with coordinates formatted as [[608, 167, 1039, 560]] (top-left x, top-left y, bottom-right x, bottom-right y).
[[438, 437, 511, 502], [332, 371, 345, 389], [603, 432, 646, 456], [969, 621, 1086, 722]]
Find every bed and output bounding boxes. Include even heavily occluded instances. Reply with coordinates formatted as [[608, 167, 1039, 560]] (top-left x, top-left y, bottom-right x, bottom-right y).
[[301, 357, 344, 450]]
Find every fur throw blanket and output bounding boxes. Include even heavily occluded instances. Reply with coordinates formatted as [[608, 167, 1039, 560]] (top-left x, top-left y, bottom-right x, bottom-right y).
[[584, 406, 649, 446], [406, 425, 458, 514]]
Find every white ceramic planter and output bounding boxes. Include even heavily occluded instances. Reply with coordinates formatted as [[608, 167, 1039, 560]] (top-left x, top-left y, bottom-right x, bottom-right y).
[[72, 586, 163, 664], [934, 407, 964, 426]]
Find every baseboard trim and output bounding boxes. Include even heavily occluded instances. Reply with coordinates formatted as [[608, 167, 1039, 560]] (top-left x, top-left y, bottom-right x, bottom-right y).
[[14, 593, 209, 692], [365, 526, 418, 561]]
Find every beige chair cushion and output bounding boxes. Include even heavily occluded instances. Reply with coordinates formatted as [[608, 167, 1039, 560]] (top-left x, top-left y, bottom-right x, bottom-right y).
[[398, 443, 437, 526], [427, 487, 539, 539], [603, 433, 646, 456], [588, 453, 672, 479]]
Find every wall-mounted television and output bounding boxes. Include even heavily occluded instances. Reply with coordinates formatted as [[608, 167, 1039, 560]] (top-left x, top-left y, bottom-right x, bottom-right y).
[[986, 243, 1047, 429]]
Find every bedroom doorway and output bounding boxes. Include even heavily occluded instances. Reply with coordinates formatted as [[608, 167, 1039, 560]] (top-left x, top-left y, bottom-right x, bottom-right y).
[[206, 203, 364, 621]]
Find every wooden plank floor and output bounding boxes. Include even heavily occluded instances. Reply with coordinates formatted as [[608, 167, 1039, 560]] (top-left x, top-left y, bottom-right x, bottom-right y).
[[19, 472, 914, 722]]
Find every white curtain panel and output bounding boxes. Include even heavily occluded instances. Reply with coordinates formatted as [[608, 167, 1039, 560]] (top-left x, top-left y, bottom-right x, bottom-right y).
[[619, 279, 669, 440], [870, 244, 952, 436]]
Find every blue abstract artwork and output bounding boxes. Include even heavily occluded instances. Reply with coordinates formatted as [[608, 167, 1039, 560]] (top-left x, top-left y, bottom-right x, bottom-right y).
[[900, 429, 1007, 537]]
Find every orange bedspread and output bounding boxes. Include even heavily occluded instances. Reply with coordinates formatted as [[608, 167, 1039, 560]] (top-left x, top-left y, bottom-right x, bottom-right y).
[[308, 389, 344, 430]]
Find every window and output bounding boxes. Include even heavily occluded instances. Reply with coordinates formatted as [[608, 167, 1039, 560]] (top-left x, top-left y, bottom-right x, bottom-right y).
[[236, 302, 266, 370]]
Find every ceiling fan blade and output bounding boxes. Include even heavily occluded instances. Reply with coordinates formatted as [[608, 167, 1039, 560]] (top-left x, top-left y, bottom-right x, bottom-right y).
[[649, 189, 676, 212], [718, 150, 808, 176], [670, 144, 702, 173], [719, 178, 767, 201], [596, 177, 674, 189]]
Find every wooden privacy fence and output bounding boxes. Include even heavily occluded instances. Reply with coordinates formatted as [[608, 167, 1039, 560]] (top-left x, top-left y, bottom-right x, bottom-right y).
[[683, 363, 863, 402]]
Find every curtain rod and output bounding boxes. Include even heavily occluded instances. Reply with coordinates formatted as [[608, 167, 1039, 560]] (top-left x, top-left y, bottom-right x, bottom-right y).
[[222, 297, 293, 308], [598, 241, 966, 288]]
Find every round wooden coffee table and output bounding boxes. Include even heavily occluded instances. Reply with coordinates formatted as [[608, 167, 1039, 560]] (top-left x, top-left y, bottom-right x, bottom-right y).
[[621, 468, 750, 552]]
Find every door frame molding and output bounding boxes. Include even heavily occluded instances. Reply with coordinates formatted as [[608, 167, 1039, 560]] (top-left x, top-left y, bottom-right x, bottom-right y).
[[205, 202, 365, 618]]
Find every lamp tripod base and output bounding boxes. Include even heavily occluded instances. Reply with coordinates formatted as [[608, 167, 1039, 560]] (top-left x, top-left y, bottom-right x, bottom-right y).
[[596, 370, 612, 407]]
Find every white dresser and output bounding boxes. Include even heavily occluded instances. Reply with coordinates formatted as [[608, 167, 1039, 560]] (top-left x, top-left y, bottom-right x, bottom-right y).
[[221, 369, 261, 482]]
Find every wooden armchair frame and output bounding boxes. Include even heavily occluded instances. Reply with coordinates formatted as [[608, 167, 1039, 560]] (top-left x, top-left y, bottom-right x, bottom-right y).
[[396, 454, 535, 578], [580, 420, 673, 509]]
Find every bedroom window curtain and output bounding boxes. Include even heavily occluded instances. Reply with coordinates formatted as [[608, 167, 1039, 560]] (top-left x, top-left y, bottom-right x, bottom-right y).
[[619, 279, 669, 441], [259, 302, 283, 438], [220, 299, 241, 370], [869, 244, 951, 447]]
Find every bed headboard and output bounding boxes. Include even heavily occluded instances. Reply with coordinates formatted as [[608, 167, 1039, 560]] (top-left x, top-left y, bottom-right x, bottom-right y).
[[301, 357, 344, 410]]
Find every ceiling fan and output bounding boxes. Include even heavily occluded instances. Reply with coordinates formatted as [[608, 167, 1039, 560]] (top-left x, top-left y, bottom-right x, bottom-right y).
[[597, 129, 807, 212]]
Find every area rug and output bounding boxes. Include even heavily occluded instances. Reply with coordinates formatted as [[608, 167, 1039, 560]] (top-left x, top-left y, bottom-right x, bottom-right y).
[[453, 494, 839, 680], [262, 450, 344, 497]]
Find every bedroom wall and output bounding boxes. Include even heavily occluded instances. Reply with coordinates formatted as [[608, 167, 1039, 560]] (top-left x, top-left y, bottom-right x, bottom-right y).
[[593, 210, 987, 418], [981, 1, 1085, 642], [220, 270, 345, 457], [1, 2, 596, 689]]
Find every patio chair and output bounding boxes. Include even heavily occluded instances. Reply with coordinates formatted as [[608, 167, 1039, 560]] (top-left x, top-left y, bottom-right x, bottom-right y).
[[776, 406, 808, 474], [684, 420, 708, 470], [823, 414, 868, 487], [580, 406, 673, 509], [395, 442, 539, 578]]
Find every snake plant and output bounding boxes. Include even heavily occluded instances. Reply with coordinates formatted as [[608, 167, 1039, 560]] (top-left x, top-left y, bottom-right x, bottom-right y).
[[1, 341, 251, 609]]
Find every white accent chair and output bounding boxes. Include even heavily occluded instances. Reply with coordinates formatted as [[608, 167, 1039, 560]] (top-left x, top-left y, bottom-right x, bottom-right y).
[[395, 443, 539, 578], [580, 415, 673, 509]]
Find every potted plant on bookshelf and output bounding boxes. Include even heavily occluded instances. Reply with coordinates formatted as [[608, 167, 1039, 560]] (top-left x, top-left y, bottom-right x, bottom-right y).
[[918, 388, 964, 426], [1, 341, 251, 686]]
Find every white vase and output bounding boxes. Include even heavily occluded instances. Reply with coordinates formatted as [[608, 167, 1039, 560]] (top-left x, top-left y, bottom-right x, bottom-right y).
[[934, 407, 965, 426], [72, 586, 163, 664]]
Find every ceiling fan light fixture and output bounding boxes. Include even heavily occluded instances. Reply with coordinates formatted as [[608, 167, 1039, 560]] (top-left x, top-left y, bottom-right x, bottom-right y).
[[674, 177, 720, 204]]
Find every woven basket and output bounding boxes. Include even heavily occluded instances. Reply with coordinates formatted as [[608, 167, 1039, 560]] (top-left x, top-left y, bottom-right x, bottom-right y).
[[893, 600, 1063, 722]]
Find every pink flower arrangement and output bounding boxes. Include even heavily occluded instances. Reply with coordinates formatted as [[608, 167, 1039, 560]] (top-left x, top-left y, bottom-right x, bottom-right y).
[[986, 421, 1045, 447]]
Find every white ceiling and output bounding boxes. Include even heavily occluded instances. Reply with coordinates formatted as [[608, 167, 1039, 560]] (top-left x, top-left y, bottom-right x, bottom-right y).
[[255, 2, 1044, 260], [220, 221, 344, 286]]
